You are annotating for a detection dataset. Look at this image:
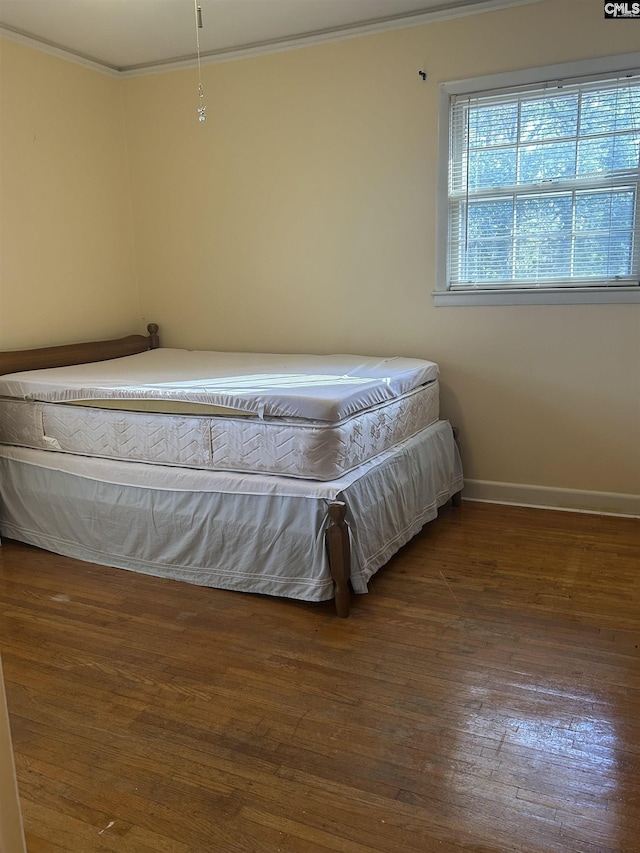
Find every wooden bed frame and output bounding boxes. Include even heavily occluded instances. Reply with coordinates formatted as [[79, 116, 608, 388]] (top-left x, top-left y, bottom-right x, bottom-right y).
[[0, 324, 160, 376], [0, 323, 461, 618]]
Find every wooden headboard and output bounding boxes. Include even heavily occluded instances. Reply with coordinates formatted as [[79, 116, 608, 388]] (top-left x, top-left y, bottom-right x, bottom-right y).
[[0, 323, 160, 376]]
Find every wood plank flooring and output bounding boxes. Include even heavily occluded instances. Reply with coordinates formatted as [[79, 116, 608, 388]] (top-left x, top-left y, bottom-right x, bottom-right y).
[[0, 501, 638, 853]]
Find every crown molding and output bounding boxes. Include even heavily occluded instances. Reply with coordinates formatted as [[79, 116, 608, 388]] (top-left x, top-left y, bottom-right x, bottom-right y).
[[1, 0, 543, 79], [120, 0, 544, 78], [0, 25, 121, 77]]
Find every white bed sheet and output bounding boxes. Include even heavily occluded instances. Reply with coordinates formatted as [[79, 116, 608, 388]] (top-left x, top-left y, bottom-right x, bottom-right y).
[[0, 348, 439, 422], [0, 421, 463, 602]]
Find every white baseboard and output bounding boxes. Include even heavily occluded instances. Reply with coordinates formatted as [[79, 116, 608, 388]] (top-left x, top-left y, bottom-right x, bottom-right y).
[[461, 479, 640, 518]]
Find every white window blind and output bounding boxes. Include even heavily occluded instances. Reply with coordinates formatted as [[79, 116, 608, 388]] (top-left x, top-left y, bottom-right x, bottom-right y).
[[447, 72, 640, 291]]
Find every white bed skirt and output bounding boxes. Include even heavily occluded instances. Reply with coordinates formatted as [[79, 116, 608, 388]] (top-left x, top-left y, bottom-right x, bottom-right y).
[[0, 421, 463, 603]]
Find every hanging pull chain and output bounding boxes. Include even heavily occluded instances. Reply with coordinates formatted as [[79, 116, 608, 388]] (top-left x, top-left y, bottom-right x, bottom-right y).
[[194, 1, 206, 122]]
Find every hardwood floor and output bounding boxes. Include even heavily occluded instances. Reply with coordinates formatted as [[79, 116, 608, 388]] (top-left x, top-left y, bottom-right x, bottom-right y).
[[0, 502, 638, 853]]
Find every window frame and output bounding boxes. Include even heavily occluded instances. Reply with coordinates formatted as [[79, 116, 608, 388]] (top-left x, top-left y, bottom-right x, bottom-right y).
[[434, 52, 640, 306]]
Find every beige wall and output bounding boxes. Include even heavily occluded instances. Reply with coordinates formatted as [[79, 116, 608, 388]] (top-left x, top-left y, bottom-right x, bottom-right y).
[[0, 1, 638, 505], [0, 39, 139, 349], [123, 0, 640, 500]]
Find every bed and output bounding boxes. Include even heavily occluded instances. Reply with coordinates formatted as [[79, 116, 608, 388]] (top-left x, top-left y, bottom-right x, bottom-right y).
[[0, 324, 463, 617]]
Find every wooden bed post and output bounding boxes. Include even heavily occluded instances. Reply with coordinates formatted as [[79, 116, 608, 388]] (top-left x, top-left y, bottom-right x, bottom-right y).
[[326, 501, 351, 618], [147, 323, 160, 350]]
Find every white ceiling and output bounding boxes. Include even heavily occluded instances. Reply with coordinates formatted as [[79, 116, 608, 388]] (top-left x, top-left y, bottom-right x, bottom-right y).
[[0, 0, 542, 74]]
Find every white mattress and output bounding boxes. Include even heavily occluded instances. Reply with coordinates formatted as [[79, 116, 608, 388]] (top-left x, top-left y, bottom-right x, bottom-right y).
[[0, 348, 439, 421], [0, 421, 464, 602], [0, 380, 439, 480]]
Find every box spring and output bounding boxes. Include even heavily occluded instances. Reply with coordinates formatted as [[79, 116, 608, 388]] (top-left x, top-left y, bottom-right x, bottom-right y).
[[0, 420, 463, 602]]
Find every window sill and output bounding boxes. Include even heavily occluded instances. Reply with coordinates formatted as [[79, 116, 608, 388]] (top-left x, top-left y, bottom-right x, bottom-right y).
[[432, 287, 640, 307]]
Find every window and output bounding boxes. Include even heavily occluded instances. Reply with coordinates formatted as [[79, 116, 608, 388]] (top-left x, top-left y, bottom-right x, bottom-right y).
[[435, 54, 640, 306]]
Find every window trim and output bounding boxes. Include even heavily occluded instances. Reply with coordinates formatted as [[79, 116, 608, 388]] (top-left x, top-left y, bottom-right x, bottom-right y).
[[434, 52, 640, 306]]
